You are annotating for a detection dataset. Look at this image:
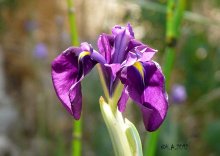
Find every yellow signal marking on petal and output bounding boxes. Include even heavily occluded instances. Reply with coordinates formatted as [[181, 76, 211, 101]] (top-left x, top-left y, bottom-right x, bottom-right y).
[[78, 51, 90, 60], [133, 62, 144, 79]]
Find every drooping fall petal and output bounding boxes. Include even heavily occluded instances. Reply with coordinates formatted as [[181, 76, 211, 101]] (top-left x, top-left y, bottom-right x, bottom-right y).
[[141, 61, 168, 131], [51, 43, 105, 119], [51, 47, 79, 116], [118, 61, 168, 131]]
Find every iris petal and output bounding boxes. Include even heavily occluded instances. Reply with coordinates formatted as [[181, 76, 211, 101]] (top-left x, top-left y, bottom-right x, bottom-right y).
[[51, 48, 79, 116], [121, 52, 138, 67], [141, 61, 168, 131], [111, 24, 134, 63], [136, 45, 157, 62], [101, 63, 121, 96], [120, 64, 144, 104], [126, 40, 157, 62], [98, 34, 112, 63], [112, 23, 135, 38], [69, 82, 82, 119], [51, 43, 102, 119], [111, 29, 130, 63], [117, 86, 129, 112], [119, 61, 168, 131], [121, 39, 157, 68]]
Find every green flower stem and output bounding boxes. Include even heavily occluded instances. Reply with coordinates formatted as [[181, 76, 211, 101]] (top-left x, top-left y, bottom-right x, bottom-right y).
[[109, 82, 124, 113], [66, 0, 82, 156], [144, 1, 185, 156], [99, 97, 143, 156], [97, 65, 110, 100]]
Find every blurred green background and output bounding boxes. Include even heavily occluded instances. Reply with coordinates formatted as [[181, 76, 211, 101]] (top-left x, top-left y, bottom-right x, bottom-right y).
[[0, 0, 220, 156]]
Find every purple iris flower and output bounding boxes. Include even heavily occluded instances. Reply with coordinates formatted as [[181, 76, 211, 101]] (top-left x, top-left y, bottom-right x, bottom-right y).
[[51, 24, 168, 131]]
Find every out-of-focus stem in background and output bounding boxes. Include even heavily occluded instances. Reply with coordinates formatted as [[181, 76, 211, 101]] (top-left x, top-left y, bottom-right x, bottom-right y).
[[164, 0, 186, 89], [66, 0, 82, 156], [144, 0, 185, 156], [67, 0, 79, 46]]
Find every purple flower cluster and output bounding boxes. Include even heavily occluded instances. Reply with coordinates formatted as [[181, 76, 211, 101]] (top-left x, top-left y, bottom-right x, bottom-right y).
[[51, 24, 168, 131]]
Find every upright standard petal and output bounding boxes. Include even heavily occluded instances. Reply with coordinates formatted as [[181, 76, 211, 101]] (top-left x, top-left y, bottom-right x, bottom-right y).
[[121, 39, 157, 68], [98, 34, 113, 63], [126, 39, 158, 63], [97, 33, 123, 95], [112, 23, 134, 38], [111, 24, 134, 64], [134, 45, 158, 62], [97, 24, 143, 96], [51, 43, 104, 119], [118, 61, 168, 131]]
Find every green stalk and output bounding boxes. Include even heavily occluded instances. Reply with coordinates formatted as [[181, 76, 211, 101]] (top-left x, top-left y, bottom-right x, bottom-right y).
[[99, 96, 143, 156], [66, 0, 82, 156], [165, 0, 186, 89], [144, 0, 185, 156], [97, 65, 110, 100]]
